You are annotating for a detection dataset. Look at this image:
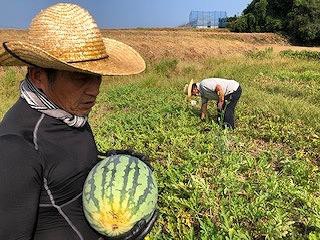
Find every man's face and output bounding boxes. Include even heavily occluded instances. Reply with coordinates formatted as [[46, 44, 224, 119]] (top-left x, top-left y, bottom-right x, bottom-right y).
[[192, 86, 200, 96], [42, 70, 102, 116]]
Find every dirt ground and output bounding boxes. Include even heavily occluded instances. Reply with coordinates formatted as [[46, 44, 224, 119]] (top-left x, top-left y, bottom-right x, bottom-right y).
[[0, 28, 320, 62]]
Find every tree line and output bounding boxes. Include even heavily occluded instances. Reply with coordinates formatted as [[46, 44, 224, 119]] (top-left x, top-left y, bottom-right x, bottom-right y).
[[228, 0, 320, 45]]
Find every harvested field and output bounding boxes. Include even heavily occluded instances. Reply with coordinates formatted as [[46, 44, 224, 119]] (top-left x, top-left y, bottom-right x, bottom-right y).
[[1, 27, 320, 239], [1, 28, 320, 62]]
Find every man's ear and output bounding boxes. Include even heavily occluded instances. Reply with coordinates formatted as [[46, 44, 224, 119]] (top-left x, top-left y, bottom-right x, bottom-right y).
[[28, 67, 48, 90]]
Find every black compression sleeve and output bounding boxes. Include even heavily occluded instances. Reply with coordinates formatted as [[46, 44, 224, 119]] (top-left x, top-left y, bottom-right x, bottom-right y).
[[0, 135, 43, 239]]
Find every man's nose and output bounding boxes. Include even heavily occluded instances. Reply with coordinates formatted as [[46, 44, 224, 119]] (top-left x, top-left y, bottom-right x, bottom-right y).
[[85, 77, 102, 96]]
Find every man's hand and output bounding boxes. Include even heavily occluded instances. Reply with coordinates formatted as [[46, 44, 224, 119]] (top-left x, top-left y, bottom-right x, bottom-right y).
[[200, 102, 208, 121], [217, 101, 224, 110], [200, 113, 206, 121]]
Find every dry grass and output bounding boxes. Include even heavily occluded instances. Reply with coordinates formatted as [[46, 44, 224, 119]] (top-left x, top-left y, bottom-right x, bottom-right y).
[[1, 28, 320, 64]]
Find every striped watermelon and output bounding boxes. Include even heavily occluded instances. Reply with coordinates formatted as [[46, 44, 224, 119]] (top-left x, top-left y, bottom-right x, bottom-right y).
[[82, 154, 158, 237]]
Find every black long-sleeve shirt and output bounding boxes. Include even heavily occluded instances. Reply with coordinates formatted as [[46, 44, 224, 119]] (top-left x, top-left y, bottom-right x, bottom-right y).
[[0, 98, 102, 240]]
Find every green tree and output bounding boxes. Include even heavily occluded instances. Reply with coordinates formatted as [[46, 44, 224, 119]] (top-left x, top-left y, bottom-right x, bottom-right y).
[[232, 15, 249, 32], [247, 13, 257, 32], [229, 0, 320, 45], [265, 16, 283, 32], [253, 0, 268, 26], [267, 0, 294, 19], [288, 0, 320, 44], [232, 0, 269, 32]]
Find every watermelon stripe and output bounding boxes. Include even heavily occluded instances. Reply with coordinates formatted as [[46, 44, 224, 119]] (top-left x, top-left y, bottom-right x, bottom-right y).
[[106, 155, 121, 211], [132, 165, 154, 216], [128, 159, 141, 212], [120, 156, 133, 209], [85, 163, 100, 211], [101, 160, 114, 199], [130, 161, 149, 214], [124, 159, 135, 204]]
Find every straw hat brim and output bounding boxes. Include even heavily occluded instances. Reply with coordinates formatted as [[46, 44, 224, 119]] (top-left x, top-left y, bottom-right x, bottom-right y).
[[183, 79, 194, 100], [0, 37, 146, 76]]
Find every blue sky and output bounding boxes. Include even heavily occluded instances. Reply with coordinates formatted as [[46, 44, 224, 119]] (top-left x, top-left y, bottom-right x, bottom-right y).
[[0, 0, 252, 29]]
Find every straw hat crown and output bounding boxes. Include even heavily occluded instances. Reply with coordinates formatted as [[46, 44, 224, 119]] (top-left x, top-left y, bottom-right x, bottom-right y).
[[0, 3, 146, 76], [28, 3, 107, 62]]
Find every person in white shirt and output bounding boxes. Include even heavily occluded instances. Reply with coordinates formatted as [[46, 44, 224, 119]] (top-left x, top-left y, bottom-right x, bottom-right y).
[[184, 78, 242, 129]]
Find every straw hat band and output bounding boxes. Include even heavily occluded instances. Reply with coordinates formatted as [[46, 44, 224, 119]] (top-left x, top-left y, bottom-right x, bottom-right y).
[[27, 3, 107, 62], [2, 41, 108, 65]]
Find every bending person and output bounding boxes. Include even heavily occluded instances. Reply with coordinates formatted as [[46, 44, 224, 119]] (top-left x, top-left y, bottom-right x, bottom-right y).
[[184, 78, 242, 129]]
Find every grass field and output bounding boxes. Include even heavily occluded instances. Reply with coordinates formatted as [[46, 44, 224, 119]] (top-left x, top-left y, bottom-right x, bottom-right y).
[[1, 40, 320, 239]]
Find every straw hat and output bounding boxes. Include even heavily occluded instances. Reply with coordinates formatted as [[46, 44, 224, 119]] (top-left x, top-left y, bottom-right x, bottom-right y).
[[0, 3, 145, 76], [183, 79, 194, 100]]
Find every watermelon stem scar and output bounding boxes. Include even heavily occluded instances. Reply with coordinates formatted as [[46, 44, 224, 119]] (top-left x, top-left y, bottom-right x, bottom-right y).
[[112, 224, 118, 231]]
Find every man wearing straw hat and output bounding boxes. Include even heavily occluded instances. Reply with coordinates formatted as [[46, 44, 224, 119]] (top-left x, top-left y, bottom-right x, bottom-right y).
[[0, 3, 157, 240], [184, 78, 242, 129]]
